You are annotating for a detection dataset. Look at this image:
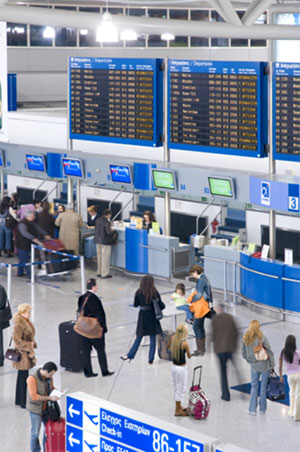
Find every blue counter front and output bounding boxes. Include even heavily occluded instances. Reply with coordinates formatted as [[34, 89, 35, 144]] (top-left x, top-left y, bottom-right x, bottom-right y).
[[283, 265, 300, 312], [240, 253, 284, 309], [125, 228, 148, 274]]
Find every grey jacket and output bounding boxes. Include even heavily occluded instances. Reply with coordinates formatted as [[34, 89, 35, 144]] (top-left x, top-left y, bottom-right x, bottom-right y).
[[94, 215, 114, 245], [242, 334, 275, 372]]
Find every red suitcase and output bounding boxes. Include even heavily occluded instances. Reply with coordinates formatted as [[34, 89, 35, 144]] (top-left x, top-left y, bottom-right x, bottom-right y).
[[45, 418, 66, 452], [43, 239, 65, 251], [188, 366, 210, 420]]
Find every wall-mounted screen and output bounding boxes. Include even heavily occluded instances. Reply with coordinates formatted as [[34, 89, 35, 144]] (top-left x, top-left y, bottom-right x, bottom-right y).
[[26, 154, 46, 172], [109, 164, 132, 185], [62, 158, 84, 178], [152, 169, 176, 191], [0, 150, 4, 167], [208, 176, 235, 198]]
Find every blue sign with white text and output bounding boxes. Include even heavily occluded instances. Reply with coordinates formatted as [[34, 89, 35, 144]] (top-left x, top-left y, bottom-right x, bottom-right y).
[[66, 424, 83, 452], [100, 438, 137, 452], [100, 408, 204, 452], [288, 184, 299, 212], [67, 396, 83, 428]]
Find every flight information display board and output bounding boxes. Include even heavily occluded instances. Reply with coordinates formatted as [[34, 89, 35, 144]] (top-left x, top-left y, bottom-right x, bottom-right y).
[[168, 60, 268, 158], [69, 57, 163, 147], [273, 62, 300, 161]]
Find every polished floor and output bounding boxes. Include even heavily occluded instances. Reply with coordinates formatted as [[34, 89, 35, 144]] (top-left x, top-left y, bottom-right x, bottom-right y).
[[0, 262, 299, 452]]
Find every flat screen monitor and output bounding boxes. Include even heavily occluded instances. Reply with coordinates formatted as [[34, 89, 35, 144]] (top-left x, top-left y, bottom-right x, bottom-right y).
[[208, 176, 235, 198], [152, 169, 176, 191], [109, 164, 132, 184], [0, 150, 4, 167], [62, 158, 84, 178], [26, 154, 46, 173]]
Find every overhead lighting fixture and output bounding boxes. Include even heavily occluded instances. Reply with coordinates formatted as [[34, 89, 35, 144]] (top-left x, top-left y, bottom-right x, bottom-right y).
[[120, 29, 138, 41], [80, 29, 88, 36], [43, 26, 55, 39], [96, 12, 119, 43], [161, 33, 175, 41]]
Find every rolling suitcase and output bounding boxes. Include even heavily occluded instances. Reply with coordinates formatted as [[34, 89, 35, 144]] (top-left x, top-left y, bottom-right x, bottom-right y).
[[45, 418, 66, 452], [42, 239, 65, 251], [59, 321, 83, 372], [157, 331, 174, 360], [188, 366, 210, 420], [84, 235, 97, 259], [45, 249, 77, 274]]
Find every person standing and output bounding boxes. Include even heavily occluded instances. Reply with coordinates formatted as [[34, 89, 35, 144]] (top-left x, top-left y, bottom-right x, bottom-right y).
[[169, 324, 191, 416], [94, 209, 115, 279], [37, 201, 55, 237], [211, 302, 239, 401], [242, 320, 275, 415], [121, 275, 165, 364], [13, 303, 37, 409], [27, 361, 59, 452], [78, 278, 114, 378], [0, 196, 13, 257], [279, 335, 300, 421], [189, 264, 213, 356], [55, 203, 84, 256], [0, 285, 10, 366], [15, 210, 50, 278]]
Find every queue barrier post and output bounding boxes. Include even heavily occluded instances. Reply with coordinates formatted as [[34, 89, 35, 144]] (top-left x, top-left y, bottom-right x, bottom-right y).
[[7, 264, 12, 302], [80, 255, 85, 294], [31, 244, 35, 285]]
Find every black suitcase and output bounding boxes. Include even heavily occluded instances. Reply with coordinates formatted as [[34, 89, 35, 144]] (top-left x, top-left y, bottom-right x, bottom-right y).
[[45, 250, 78, 274], [59, 321, 83, 372], [157, 330, 174, 361]]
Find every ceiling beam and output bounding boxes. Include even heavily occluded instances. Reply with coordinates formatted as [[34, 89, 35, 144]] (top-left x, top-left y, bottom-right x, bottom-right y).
[[206, 0, 242, 26], [242, 0, 273, 25]]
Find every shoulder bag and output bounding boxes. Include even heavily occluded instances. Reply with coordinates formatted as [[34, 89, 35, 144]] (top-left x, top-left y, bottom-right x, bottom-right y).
[[42, 380, 61, 423], [74, 295, 103, 339], [153, 298, 163, 321], [5, 337, 21, 362], [0, 299, 12, 323], [267, 370, 285, 401], [254, 339, 268, 361]]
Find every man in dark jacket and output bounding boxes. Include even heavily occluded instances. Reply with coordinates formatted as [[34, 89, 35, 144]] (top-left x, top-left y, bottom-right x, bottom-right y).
[[16, 210, 50, 277], [78, 278, 114, 378], [94, 209, 115, 279], [211, 302, 239, 401]]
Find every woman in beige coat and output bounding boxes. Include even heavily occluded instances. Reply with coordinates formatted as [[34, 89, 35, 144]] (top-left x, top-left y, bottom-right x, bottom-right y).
[[55, 203, 84, 256], [13, 303, 37, 408]]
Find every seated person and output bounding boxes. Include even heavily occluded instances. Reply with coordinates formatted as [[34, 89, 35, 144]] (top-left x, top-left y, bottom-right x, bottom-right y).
[[143, 210, 156, 232], [170, 283, 193, 324]]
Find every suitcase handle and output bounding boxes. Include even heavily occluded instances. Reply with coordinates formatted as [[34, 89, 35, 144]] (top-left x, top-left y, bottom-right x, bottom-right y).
[[192, 365, 202, 387]]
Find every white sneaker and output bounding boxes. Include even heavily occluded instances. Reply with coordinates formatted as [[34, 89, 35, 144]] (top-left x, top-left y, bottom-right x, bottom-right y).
[[247, 410, 256, 416]]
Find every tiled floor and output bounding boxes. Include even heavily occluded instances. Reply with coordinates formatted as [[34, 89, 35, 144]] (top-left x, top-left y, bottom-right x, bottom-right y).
[[0, 263, 299, 452]]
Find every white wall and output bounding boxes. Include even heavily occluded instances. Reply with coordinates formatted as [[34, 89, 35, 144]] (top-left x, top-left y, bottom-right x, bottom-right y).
[[0, 22, 8, 142], [7, 174, 58, 203], [79, 185, 134, 221]]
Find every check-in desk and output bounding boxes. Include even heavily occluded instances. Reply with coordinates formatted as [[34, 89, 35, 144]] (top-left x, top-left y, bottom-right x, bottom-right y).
[[204, 245, 240, 293]]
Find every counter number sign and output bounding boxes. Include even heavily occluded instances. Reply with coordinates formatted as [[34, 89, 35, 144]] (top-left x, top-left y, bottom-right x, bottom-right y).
[[261, 181, 270, 206]]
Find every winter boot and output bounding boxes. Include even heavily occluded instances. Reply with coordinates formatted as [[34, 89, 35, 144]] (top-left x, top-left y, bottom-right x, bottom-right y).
[[192, 338, 202, 356], [199, 337, 206, 356]]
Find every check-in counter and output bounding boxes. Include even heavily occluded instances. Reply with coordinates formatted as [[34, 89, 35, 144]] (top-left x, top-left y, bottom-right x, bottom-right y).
[[204, 245, 240, 293], [283, 264, 300, 313]]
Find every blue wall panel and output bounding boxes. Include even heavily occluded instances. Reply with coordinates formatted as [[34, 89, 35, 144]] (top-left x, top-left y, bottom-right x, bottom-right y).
[[125, 228, 148, 273]]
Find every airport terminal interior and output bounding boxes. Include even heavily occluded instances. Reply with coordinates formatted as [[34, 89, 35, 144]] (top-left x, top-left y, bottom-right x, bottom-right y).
[[2, 1, 300, 452]]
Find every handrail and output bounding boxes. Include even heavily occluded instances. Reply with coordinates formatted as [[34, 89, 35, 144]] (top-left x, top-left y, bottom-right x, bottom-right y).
[[238, 263, 280, 279], [195, 197, 216, 235], [41, 183, 57, 202], [199, 209, 222, 237], [33, 177, 49, 199], [109, 186, 127, 209], [112, 194, 134, 221]]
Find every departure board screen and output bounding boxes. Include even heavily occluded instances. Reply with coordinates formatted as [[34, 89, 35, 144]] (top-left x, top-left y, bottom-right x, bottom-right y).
[[273, 62, 300, 161], [168, 60, 268, 158], [69, 57, 163, 147]]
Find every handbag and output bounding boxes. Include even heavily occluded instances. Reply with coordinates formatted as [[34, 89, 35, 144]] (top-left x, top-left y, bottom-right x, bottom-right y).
[[0, 299, 12, 323], [5, 337, 21, 362], [42, 381, 61, 423], [153, 298, 163, 321], [74, 295, 103, 339], [267, 370, 285, 401], [254, 339, 268, 361]]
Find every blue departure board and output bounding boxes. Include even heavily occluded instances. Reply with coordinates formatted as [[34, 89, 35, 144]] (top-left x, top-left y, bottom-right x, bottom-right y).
[[69, 57, 163, 147], [273, 62, 300, 161], [168, 60, 268, 158]]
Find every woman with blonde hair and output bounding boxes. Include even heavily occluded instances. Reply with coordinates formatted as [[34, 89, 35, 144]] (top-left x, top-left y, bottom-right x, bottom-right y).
[[169, 323, 191, 416], [242, 320, 274, 415], [13, 303, 37, 408]]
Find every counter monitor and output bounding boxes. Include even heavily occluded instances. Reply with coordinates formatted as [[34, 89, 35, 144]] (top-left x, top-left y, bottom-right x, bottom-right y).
[[208, 176, 235, 198], [152, 169, 176, 191], [26, 154, 46, 173], [110, 164, 132, 184], [62, 158, 84, 178]]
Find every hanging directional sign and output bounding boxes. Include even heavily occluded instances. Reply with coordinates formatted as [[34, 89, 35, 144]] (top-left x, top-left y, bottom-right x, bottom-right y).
[[67, 396, 83, 428], [66, 425, 83, 451]]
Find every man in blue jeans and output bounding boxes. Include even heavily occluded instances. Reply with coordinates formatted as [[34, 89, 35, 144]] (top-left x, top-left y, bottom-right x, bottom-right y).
[[27, 362, 59, 452], [15, 210, 50, 277]]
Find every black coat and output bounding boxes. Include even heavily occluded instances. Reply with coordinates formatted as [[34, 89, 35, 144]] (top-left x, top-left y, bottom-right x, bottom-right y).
[[78, 291, 107, 334], [0, 285, 10, 330], [134, 292, 165, 336], [94, 215, 114, 245]]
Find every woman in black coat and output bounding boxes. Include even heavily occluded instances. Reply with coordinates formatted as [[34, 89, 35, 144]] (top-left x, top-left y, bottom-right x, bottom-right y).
[[0, 285, 10, 366], [121, 275, 165, 364]]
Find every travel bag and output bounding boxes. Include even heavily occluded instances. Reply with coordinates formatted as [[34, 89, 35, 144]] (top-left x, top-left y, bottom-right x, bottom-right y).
[[44, 249, 77, 274], [267, 370, 286, 401], [45, 418, 66, 452], [42, 239, 65, 251], [157, 331, 174, 361], [59, 321, 83, 372], [84, 235, 96, 259], [188, 365, 211, 420]]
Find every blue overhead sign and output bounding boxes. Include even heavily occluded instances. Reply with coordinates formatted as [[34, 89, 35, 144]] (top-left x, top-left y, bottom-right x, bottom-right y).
[[250, 176, 300, 212]]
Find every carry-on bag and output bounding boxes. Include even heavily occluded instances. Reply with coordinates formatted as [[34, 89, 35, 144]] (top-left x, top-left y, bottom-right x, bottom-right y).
[[42, 239, 65, 251], [59, 321, 83, 372], [267, 370, 286, 401], [45, 418, 65, 452], [84, 235, 97, 259], [188, 365, 210, 420], [157, 331, 174, 361], [45, 249, 77, 274]]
